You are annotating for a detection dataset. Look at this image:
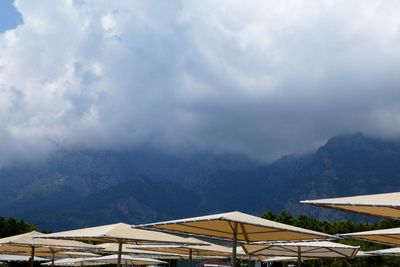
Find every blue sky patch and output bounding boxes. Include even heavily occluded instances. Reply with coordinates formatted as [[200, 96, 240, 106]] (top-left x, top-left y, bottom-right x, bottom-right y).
[[0, 0, 23, 33]]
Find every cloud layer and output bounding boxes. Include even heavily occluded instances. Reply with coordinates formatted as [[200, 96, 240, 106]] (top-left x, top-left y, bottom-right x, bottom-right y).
[[1, 0, 400, 165]]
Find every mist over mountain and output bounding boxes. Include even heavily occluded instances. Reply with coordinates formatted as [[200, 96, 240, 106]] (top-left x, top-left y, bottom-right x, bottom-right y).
[[1, 133, 400, 230]]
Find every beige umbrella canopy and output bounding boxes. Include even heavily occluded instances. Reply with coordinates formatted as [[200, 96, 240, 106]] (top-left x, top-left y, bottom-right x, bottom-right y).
[[39, 223, 205, 267], [135, 211, 332, 267], [340, 227, 400, 246], [242, 241, 359, 267], [0, 231, 96, 267], [300, 192, 400, 219], [47, 255, 167, 266], [43, 258, 107, 266], [95, 243, 180, 258]]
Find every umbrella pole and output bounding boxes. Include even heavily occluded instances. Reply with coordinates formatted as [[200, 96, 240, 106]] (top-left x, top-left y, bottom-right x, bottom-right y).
[[248, 256, 251, 267], [117, 241, 123, 267], [189, 248, 193, 267], [298, 247, 301, 267], [29, 246, 35, 267], [231, 222, 238, 267], [51, 251, 55, 267]]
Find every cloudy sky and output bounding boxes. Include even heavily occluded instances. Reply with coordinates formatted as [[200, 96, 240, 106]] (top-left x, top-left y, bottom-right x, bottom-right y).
[[1, 0, 400, 166]]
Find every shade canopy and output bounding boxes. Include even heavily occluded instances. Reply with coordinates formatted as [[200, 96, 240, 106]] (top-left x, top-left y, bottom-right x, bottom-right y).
[[0, 231, 95, 251], [135, 211, 332, 242], [300, 192, 400, 219], [129, 242, 245, 257], [44, 258, 107, 266], [0, 250, 99, 259], [48, 255, 167, 266], [341, 227, 400, 246], [40, 223, 204, 245], [364, 247, 400, 256], [0, 254, 48, 262], [242, 241, 359, 259], [260, 256, 315, 263], [95, 243, 180, 258]]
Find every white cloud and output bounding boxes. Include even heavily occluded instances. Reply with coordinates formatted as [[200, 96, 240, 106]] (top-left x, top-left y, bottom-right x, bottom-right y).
[[0, 0, 400, 166]]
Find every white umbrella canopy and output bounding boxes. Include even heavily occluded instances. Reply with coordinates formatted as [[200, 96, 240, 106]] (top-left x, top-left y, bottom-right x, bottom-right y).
[[242, 241, 359, 258], [135, 211, 332, 267], [0, 231, 97, 267], [129, 237, 245, 267], [129, 237, 246, 257], [39, 223, 205, 267], [300, 192, 400, 219], [95, 243, 180, 258], [40, 223, 205, 245], [47, 255, 167, 266], [43, 258, 108, 266], [340, 227, 400, 246], [0, 254, 48, 262], [364, 247, 400, 256], [242, 241, 359, 267]]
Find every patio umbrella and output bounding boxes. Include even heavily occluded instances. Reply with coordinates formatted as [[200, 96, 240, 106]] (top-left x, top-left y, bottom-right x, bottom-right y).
[[135, 211, 332, 267], [95, 243, 181, 258], [0, 254, 48, 262], [242, 241, 359, 267], [364, 247, 400, 256], [340, 227, 400, 246], [48, 255, 167, 266], [0, 231, 96, 267], [38, 222, 205, 267], [300, 192, 400, 219], [129, 237, 246, 267]]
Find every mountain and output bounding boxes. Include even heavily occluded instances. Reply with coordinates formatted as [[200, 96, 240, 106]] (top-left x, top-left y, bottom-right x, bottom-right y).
[[1, 133, 400, 230]]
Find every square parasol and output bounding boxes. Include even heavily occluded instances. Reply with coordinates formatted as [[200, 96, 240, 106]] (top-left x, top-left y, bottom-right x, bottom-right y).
[[135, 211, 332, 267], [300, 192, 400, 219]]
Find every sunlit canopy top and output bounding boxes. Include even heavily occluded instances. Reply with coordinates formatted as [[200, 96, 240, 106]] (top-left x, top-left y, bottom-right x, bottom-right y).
[[301, 192, 400, 219], [0, 249, 99, 259], [242, 241, 359, 258], [0, 231, 95, 252], [39, 223, 205, 245], [340, 227, 400, 246], [135, 211, 332, 242]]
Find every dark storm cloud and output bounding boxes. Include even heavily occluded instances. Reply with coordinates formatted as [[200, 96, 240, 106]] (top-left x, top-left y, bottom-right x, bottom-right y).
[[0, 0, 400, 165]]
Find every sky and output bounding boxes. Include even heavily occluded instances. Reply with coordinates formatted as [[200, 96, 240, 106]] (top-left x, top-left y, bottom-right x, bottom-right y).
[[0, 0, 400, 166]]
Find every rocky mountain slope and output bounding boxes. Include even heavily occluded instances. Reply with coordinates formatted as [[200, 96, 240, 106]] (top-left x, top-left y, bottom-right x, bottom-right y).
[[1, 133, 400, 230]]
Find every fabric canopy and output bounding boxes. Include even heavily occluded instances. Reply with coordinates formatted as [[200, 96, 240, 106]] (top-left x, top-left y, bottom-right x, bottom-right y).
[[0, 254, 48, 262], [300, 192, 400, 219], [95, 243, 180, 258], [136, 211, 332, 242], [0, 231, 96, 267], [128, 244, 244, 257], [39, 223, 204, 267], [341, 227, 400, 246], [260, 256, 315, 263], [0, 231, 95, 251], [364, 247, 400, 256], [40, 223, 204, 245], [47, 255, 166, 266], [129, 237, 246, 257], [242, 241, 359, 258], [136, 211, 331, 267]]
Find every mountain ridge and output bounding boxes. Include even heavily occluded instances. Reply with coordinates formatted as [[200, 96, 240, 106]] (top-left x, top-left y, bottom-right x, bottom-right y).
[[1, 133, 400, 230]]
